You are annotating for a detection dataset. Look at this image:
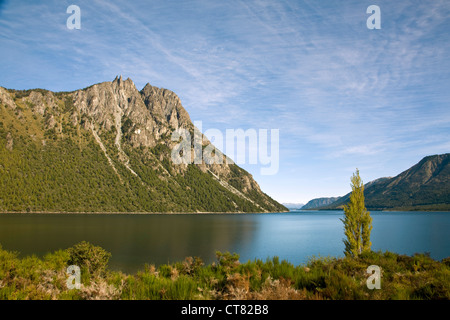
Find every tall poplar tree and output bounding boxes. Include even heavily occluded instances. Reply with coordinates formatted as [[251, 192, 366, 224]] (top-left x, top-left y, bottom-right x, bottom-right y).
[[341, 169, 372, 257]]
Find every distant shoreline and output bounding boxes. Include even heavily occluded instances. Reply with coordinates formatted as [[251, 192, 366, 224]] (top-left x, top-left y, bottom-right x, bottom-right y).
[[295, 208, 450, 212], [0, 210, 290, 215]]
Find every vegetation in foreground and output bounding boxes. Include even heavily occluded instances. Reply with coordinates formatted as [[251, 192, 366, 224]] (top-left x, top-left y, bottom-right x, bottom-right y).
[[0, 241, 449, 300]]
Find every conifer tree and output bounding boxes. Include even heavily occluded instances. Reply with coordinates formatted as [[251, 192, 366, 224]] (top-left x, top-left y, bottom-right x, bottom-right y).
[[341, 169, 372, 257]]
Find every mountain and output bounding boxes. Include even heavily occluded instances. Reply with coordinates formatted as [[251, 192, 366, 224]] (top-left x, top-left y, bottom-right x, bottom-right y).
[[0, 76, 287, 213], [316, 177, 390, 210], [301, 197, 341, 210], [320, 155, 450, 211], [282, 203, 304, 210]]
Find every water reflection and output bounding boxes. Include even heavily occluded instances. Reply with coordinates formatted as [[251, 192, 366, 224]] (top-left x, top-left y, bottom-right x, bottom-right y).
[[0, 213, 258, 273], [0, 211, 448, 274]]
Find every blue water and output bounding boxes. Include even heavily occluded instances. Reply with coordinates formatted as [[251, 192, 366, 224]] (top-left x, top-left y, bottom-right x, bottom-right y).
[[0, 211, 448, 273]]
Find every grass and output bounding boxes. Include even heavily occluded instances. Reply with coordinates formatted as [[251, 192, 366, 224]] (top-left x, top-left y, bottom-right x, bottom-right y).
[[0, 242, 448, 300]]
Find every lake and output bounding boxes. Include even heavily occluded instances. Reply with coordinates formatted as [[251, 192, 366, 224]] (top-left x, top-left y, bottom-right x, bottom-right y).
[[0, 211, 449, 274]]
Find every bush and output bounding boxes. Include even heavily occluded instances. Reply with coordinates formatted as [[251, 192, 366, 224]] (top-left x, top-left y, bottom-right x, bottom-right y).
[[66, 241, 111, 277], [176, 256, 204, 276], [216, 251, 240, 272]]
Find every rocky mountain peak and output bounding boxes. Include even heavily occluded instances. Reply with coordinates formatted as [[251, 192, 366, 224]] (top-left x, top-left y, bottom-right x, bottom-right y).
[[140, 83, 191, 130], [0, 77, 287, 213], [112, 75, 135, 91]]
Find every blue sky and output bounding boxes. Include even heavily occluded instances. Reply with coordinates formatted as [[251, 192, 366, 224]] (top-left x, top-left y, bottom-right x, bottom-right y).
[[1, 0, 449, 204]]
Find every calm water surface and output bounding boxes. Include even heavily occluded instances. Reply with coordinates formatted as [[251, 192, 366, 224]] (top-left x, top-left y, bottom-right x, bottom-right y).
[[0, 211, 448, 273]]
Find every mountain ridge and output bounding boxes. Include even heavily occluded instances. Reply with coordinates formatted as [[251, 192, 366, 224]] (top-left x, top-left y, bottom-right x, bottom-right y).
[[0, 77, 287, 213], [301, 197, 341, 210], [314, 154, 450, 211]]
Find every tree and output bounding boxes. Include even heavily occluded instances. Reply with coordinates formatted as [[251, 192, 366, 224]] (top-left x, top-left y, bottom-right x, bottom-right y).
[[341, 169, 372, 257]]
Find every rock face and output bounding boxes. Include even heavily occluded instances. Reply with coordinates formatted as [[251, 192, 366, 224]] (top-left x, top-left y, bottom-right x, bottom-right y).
[[0, 87, 16, 110], [140, 82, 192, 130], [319, 155, 450, 211], [0, 77, 287, 213], [5, 132, 13, 151]]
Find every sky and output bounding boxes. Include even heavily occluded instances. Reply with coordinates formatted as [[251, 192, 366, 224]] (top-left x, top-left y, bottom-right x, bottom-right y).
[[0, 0, 449, 204]]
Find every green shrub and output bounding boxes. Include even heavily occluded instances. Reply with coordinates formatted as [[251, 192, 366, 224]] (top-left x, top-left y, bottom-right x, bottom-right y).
[[216, 251, 240, 272], [66, 241, 111, 277], [158, 265, 173, 278]]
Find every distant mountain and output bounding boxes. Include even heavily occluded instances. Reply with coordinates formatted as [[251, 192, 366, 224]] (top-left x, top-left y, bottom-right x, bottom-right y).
[[301, 197, 341, 210], [321, 154, 450, 211], [282, 203, 305, 210], [0, 77, 287, 213], [318, 177, 390, 209]]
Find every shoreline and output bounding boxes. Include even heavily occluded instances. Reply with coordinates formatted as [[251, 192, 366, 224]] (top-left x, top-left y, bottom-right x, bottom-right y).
[[297, 208, 450, 213], [0, 210, 291, 215]]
